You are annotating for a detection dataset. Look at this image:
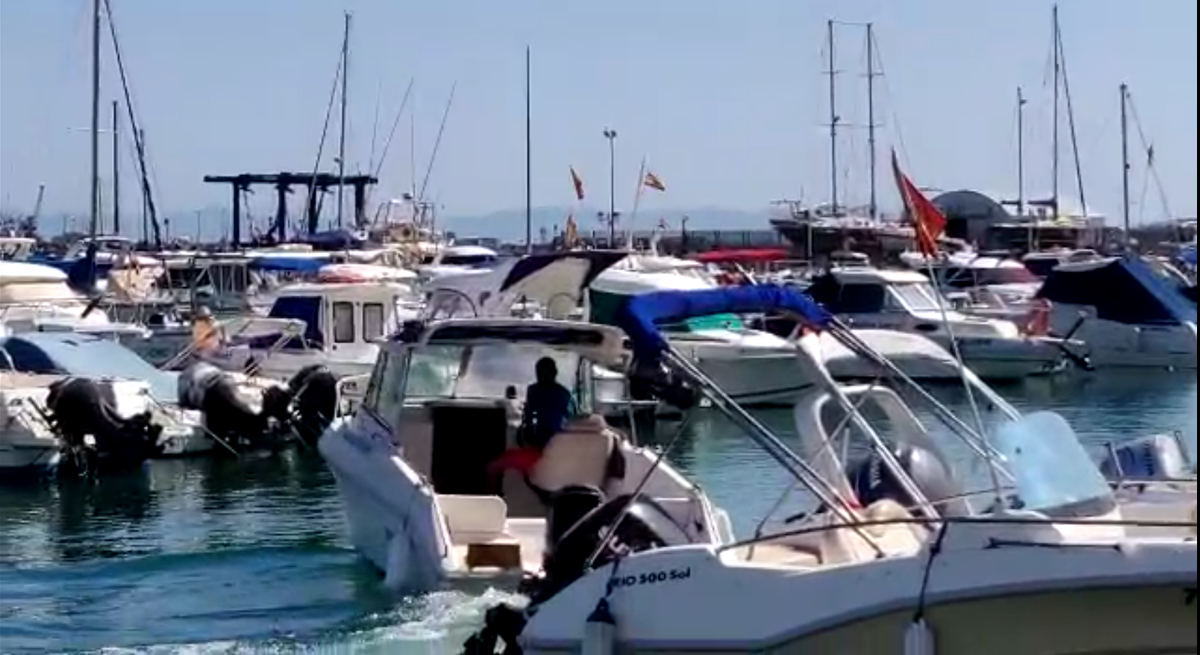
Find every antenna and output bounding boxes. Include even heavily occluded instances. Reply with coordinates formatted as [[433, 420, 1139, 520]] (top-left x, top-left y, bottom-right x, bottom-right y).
[[525, 46, 533, 254], [337, 11, 350, 228], [1051, 5, 1060, 217], [1120, 83, 1131, 243]]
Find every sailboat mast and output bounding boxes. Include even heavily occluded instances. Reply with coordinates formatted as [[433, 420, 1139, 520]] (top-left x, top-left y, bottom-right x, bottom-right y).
[[89, 0, 101, 238], [1051, 4, 1060, 217], [337, 11, 350, 229], [826, 20, 839, 215], [1017, 87, 1026, 216], [112, 100, 120, 235], [525, 46, 533, 254], [866, 23, 878, 221], [1120, 83, 1131, 244]]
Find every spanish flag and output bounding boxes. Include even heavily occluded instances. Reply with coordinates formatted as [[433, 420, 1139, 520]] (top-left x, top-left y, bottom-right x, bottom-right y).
[[643, 171, 666, 192], [890, 150, 946, 257], [570, 166, 586, 201]]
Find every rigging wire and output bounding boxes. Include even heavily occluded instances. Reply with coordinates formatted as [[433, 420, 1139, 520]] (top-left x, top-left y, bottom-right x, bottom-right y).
[[1056, 31, 1089, 216], [367, 78, 416, 208], [103, 0, 162, 247], [417, 82, 456, 202], [300, 44, 346, 237], [866, 33, 910, 180], [367, 78, 384, 178], [1126, 93, 1174, 222]]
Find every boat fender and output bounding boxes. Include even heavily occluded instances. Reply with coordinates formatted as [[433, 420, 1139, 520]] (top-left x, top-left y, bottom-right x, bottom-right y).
[[904, 617, 936, 655], [383, 530, 413, 591], [581, 598, 616, 655]]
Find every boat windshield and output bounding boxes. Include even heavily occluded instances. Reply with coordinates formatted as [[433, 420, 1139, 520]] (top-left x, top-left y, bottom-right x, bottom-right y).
[[890, 282, 943, 313], [991, 411, 1116, 517], [405, 343, 584, 406]]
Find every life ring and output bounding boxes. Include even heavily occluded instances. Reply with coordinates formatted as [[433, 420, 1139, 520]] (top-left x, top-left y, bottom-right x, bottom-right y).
[[1024, 299, 1052, 336]]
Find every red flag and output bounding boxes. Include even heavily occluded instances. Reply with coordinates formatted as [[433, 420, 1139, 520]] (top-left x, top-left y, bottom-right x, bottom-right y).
[[890, 150, 946, 257], [569, 166, 586, 201]]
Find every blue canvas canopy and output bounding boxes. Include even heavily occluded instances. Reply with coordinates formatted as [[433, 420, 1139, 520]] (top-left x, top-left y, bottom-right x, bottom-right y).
[[615, 285, 832, 360], [1037, 256, 1197, 326], [247, 255, 329, 273]]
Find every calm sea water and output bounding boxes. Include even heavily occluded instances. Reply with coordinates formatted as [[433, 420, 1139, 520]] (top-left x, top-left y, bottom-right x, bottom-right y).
[[1, 371, 1195, 654]]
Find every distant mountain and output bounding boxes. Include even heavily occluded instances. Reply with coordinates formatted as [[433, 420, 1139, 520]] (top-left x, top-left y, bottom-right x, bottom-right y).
[[439, 206, 771, 242]]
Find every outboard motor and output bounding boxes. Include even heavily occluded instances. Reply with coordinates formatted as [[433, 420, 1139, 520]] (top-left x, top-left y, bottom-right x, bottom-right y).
[[628, 358, 698, 412], [1100, 434, 1194, 483], [847, 442, 972, 518], [536, 491, 675, 603], [46, 377, 163, 477], [180, 362, 278, 453], [284, 364, 339, 438]]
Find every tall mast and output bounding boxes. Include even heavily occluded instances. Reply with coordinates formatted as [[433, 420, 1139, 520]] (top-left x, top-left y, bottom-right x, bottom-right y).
[[525, 46, 533, 254], [337, 11, 350, 229], [826, 20, 840, 215], [865, 23, 878, 221], [112, 100, 120, 235], [1120, 83, 1131, 245], [89, 0, 101, 239], [1051, 4, 1060, 217], [1017, 87, 1026, 216]]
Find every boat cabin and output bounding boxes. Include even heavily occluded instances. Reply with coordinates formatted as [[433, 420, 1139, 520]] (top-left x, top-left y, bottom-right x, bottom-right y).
[[806, 267, 1022, 339], [358, 319, 624, 512], [266, 280, 421, 355]]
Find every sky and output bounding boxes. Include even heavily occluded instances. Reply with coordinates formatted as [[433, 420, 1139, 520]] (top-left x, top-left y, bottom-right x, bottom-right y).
[[1, 0, 1196, 238]]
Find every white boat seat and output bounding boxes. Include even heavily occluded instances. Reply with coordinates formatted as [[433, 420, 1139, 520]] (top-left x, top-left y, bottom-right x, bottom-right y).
[[437, 494, 510, 545]]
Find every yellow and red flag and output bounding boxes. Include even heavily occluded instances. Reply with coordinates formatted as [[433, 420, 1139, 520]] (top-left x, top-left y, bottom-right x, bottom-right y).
[[890, 150, 946, 257], [643, 171, 666, 192]]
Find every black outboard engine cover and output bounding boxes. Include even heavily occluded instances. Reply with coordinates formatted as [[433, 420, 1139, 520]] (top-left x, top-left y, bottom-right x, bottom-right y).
[[285, 364, 339, 438], [199, 373, 271, 451], [46, 377, 162, 476], [536, 492, 671, 603], [544, 485, 606, 555], [629, 359, 698, 411], [847, 442, 971, 518]]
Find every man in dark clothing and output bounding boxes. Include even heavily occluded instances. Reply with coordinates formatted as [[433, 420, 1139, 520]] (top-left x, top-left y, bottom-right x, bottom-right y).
[[521, 357, 577, 450]]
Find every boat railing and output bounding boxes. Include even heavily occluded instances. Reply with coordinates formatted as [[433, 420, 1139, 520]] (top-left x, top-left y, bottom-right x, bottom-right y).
[[160, 317, 307, 373], [717, 512, 1198, 560]]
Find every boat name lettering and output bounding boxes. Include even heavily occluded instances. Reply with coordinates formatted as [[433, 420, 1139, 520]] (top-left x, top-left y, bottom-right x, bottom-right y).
[[608, 566, 691, 591], [1185, 587, 1196, 606]]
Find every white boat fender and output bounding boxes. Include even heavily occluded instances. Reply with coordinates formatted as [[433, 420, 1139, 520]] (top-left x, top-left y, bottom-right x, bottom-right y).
[[383, 530, 413, 590], [904, 617, 936, 655], [582, 598, 616, 655]]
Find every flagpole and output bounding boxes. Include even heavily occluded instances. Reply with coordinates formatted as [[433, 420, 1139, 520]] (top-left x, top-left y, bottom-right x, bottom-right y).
[[628, 156, 648, 251]]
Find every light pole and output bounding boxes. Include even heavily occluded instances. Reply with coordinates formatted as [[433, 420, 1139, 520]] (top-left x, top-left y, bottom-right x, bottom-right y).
[[603, 128, 617, 245]]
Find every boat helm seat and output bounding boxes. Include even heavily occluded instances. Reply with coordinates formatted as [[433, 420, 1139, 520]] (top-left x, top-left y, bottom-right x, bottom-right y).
[[437, 494, 509, 545], [529, 415, 626, 499]]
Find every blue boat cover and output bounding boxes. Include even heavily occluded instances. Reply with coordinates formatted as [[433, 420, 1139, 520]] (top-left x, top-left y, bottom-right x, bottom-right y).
[[247, 255, 328, 273], [0, 332, 179, 403], [1180, 243, 1197, 267], [1037, 256, 1198, 326], [615, 285, 832, 359]]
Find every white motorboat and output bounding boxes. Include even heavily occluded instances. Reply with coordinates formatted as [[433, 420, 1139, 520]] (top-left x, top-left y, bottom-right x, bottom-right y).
[[901, 251, 1045, 324], [591, 267, 812, 405], [461, 284, 1196, 654], [1037, 256, 1198, 370], [0, 372, 62, 480], [0, 260, 151, 343], [318, 316, 730, 592], [807, 266, 1070, 379]]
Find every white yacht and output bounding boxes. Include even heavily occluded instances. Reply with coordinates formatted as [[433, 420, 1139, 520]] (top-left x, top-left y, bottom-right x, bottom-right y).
[[0, 261, 150, 342], [807, 267, 1068, 379], [590, 267, 813, 405], [0, 372, 62, 480], [318, 317, 729, 592], [901, 251, 1044, 324], [1037, 256, 1197, 370], [459, 284, 1196, 654]]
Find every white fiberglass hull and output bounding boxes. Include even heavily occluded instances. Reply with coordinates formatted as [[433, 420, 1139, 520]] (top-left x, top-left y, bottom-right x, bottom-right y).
[[0, 441, 60, 479], [520, 538, 1197, 654], [939, 335, 1065, 380]]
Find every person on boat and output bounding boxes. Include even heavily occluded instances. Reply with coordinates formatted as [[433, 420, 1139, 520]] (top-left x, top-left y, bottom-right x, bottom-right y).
[[191, 306, 225, 355], [520, 357, 577, 450]]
